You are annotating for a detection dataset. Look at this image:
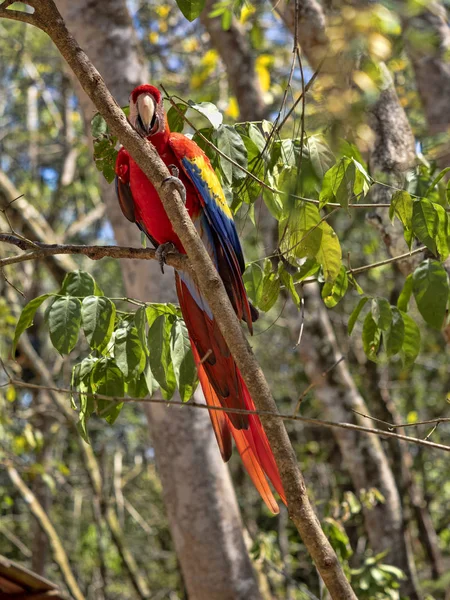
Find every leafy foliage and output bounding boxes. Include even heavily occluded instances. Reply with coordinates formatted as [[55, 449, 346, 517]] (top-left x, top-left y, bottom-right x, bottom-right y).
[[12, 272, 198, 439]]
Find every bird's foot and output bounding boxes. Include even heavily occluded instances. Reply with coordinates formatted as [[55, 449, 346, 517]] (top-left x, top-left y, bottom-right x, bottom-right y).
[[162, 165, 186, 204], [155, 242, 176, 274]]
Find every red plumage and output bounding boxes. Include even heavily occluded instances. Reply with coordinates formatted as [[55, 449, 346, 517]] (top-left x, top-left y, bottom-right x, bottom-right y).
[[115, 85, 285, 512]]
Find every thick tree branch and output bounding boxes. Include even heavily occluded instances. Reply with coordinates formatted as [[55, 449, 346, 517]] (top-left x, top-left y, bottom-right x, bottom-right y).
[[0, 3, 358, 596]]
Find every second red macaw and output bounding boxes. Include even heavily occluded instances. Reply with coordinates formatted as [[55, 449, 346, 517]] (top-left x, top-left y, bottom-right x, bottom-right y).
[[115, 84, 285, 512]]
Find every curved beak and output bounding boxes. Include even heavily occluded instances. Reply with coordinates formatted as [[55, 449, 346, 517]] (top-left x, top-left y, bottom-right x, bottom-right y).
[[136, 94, 156, 135]]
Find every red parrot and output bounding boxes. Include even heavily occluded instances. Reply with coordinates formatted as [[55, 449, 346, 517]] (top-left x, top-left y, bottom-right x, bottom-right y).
[[115, 84, 285, 513]]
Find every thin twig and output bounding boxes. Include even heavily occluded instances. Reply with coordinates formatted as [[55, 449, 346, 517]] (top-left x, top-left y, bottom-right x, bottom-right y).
[[348, 246, 427, 276], [6, 377, 449, 453]]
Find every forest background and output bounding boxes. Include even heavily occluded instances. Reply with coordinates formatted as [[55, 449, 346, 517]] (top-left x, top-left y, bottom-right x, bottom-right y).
[[0, 0, 449, 599]]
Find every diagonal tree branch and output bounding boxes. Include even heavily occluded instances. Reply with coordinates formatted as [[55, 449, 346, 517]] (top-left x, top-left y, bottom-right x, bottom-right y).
[[0, 1, 357, 597], [5, 463, 85, 600]]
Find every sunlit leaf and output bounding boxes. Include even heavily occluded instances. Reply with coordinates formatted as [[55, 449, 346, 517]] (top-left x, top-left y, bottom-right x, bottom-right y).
[[322, 265, 348, 308]]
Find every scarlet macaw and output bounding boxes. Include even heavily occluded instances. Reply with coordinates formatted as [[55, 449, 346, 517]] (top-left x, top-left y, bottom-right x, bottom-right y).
[[115, 84, 285, 512]]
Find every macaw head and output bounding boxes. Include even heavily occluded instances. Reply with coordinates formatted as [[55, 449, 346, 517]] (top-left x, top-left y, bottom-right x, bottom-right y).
[[129, 84, 165, 137]]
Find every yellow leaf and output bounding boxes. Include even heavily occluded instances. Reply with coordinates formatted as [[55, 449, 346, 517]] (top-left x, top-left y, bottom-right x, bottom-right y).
[[239, 5, 255, 24], [369, 33, 391, 61], [155, 5, 171, 18], [226, 97, 239, 119], [202, 49, 218, 68], [149, 31, 159, 44], [256, 55, 272, 92]]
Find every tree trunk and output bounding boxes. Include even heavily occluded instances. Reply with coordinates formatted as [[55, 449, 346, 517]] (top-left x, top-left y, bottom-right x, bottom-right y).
[[55, 1, 262, 598], [201, 0, 266, 121]]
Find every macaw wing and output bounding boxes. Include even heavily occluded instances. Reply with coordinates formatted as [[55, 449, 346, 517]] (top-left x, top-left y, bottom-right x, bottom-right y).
[[169, 133, 255, 331], [115, 147, 159, 249]]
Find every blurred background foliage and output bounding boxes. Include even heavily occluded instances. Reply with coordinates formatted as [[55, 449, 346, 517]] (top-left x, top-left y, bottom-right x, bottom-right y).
[[0, 0, 449, 599]]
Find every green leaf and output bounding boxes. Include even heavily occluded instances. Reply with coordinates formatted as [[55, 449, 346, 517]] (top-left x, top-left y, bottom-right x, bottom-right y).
[[126, 371, 150, 398], [412, 259, 449, 329], [397, 274, 413, 312], [308, 135, 335, 180], [348, 296, 369, 335], [247, 123, 266, 152], [412, 198, 441, 255], [319, 157, 354, 209], [279, 201, 321, 258], [259, 268, 280, 312], [91, 358, 125, 423], [175, 0, 205, 20], [12, 293, 54, 356], [279, 266, 301, 307], [167, 103, 188, 133], [279, 202, 342, 281], [188, 100, 222, 128], [324, 518, 353, 560], [399, 311, 421, 367], [244, 263, 264, 307], [91, 113, 108, 138], [384, 307, 404, 357], [390, 191, 413, 248], [73, 357, 97, 442], [170, 318, 198, 402], [81, 296, 116, 353], [143, 360, 159, 397], [362, 312, 381, 362], [371, 297, 392, 330], [47, 296, 82, 355], [61, 271, 96, 297], [148, 314, 177, 399], [114, 326, 145, 379], [214, 125, 248, 185], [322, 265, 348, 308], [134, 306, 148, 354], [315, 222, 342, 282], [425, 167, 450, 197]]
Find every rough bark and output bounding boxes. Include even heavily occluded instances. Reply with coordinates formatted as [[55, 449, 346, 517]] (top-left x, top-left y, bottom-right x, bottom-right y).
[[145, 404, 262, 600], [54, 1, 263, 598], [402, 1, 450, 136], [200, 0, 265, 121], [2, 2, 358, 597]]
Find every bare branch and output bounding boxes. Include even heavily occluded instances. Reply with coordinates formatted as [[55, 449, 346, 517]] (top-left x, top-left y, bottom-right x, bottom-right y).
[[0, 233, 189, 272], [6, 376, 450, 453]]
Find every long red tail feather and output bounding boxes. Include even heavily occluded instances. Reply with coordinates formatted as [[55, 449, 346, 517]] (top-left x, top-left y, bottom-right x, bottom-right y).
[[176, 273, 285, 513]]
